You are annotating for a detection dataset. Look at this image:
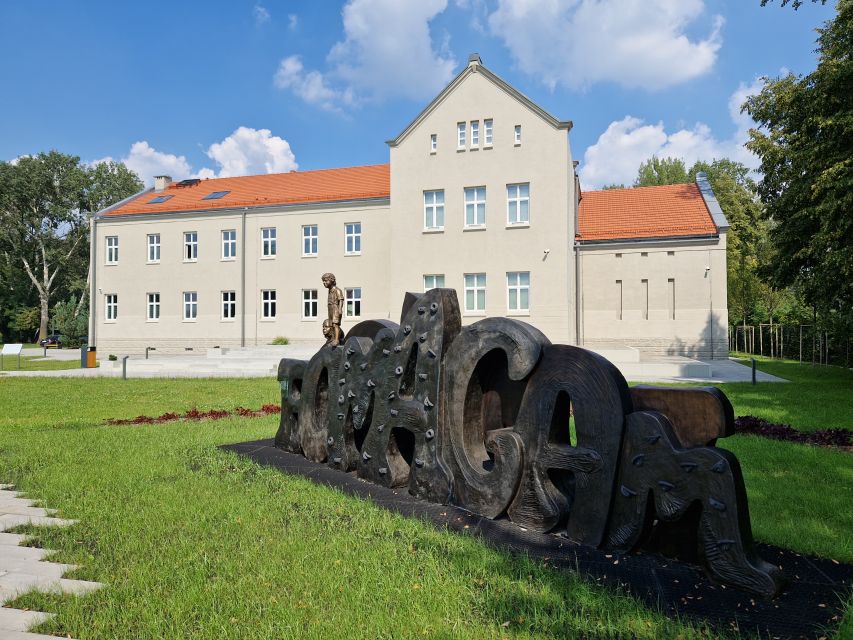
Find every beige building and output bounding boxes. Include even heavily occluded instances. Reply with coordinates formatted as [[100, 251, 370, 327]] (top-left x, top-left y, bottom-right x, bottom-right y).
[[89, 55, 728, 358]]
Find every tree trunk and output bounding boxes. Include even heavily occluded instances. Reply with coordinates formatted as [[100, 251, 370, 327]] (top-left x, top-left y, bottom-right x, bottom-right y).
[[39, 293, 49, 342]]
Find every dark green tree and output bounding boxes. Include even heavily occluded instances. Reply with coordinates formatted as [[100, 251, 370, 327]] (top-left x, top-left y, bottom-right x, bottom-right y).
[[634, 156, 690, 187]]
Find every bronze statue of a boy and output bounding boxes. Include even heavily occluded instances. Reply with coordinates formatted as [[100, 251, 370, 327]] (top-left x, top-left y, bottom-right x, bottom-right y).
[[322, 273, 344, 347]]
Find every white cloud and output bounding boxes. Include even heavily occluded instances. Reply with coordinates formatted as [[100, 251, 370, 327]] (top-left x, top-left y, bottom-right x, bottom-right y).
[[100, 141, 192, 187], [580, 80, 764, 189], [253, 4, 270, 25], [274, 0, 456, 110], [288, 13, 298, 31], [487, 0, 722, 91]]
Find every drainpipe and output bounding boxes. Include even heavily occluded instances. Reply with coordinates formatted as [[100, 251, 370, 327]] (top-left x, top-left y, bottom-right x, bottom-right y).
[[574, 240, 582, 346], [241, 208, 247, 348], [88, 215, 97, 348]]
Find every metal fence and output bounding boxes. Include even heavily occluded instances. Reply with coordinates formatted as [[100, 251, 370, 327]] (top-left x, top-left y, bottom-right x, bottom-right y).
[[728, 324, 851, 368]]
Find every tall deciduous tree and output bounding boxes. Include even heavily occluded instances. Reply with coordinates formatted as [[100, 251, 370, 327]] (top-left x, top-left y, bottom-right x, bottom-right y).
[[744, 0, 852, 328], [634, 157, 690, 187]]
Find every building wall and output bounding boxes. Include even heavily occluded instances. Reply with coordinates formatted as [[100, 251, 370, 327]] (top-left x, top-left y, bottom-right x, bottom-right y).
[[388, 65, 576, 343], [93, 200, 392, 354], [579, 235, 729, 358]]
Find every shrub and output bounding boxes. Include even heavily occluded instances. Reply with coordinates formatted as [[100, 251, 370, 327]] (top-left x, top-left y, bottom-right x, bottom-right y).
[[271, 336, 289, 345], [108, 354, 117, 361]]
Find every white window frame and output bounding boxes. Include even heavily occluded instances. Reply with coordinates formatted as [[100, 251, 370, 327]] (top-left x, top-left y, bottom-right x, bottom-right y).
[[302, 225, 318, 257], [423, 274, 445, 292], [463, 273, 486, 314], [222, 229, 237, 260], [105, 293, 118, 321], [146, 292, 160, 322], [464, 186, 486, 228], [423, 190, 445, 231], [147, 234, 160, 263], [470, 120, 479, 147], [506, 272, 530, 314], [261, 289, 277, 320], [345, 287, 362, 318], [345, 222, 362, 255], [457, 122, 466, 149], [302, 289, 318, 319], [221, 291, 236, 321], [514, 125, 522, 145], [184, 232, 198, 262], [183, 291, 198, 322], [430, 133, 437, 154], [105, 236, 119, 265], [507, 183, 530, 226], [484, 119, 493, 147], [261, 227, 277, 258]]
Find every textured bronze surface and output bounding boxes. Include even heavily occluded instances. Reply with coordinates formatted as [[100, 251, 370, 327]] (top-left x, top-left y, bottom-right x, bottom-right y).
[[274, 289, 784, 597]]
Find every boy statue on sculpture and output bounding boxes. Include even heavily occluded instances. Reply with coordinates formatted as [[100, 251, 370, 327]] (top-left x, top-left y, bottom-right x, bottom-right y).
[[322, 272, 344, 347]]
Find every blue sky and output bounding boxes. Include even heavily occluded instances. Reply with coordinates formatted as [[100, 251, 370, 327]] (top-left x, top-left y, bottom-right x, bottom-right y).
[[0, 0, 837, 188]]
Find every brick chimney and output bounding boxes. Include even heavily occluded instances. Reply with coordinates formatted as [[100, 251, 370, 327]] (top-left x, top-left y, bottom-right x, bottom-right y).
[[154, 175, 172, 192]]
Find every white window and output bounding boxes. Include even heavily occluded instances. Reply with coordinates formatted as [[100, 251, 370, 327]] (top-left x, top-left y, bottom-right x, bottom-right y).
[[514, 125, 522, 145], [303, 289, 318, 319], [184, 232, 198, 261], [105, 236, 118, 264], [262, 290, 277, 319], [261, 228, 277, 258], [430, 134, 437, 153], [183, 291, 198, 321], [105, 294, 118, 321], [484, 119, 493, 146], [147, 293, 160, 321], [470, 120, 479, 147], [423, 274, 445, 291], [222, 230, 237, 260], [464, 187, 486, 227], [507, 272, 530, 313], [222, 291, 236, 320], [345, 222, 361, 255], [345, 287, 362, 318], [147, 234, 160, 263], [457, 122, 466, 149], [424, 190, 445, 230], [464, 273, 486, 313], [507, 183, 530, 225], [302, 225, 318, 256]]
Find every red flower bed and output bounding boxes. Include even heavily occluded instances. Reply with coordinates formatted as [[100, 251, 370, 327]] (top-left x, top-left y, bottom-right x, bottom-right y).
[[105, 405, 280, 426], [734, 415, 852, 448]]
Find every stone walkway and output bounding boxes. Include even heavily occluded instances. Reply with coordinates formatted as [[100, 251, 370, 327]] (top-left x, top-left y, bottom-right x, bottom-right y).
[[0, 485, 102, 639]]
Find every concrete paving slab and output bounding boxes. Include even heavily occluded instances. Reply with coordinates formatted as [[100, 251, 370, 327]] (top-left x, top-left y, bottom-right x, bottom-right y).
[[0, 607, 54, 632], [0, 517, 76, 532], [0, 631, 71, 640], [0, 508, 51, 519], [0, 536, 27, 548], [0, 547, 51, 564]]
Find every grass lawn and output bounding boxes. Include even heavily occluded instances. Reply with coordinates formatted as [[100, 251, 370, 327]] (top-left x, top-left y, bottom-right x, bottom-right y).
[[0, 355, 83, 372], [0, 364, 850, 639]]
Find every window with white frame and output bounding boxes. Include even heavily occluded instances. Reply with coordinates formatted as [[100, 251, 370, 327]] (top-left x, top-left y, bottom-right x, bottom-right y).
[[303, 289, 318, 318], [302, 225, 318, 256], [184, 232, 198, 261], [105, 236, 119, 264], [484, 119, 493, 146], [222, 230, 237, 260], [464, 273, 486, 313], [146, 292, 160, 321], [423, 274, 445, 291], [457, 122, 466, 149], [514, 125, 522, 145], [261, 289, 277, 319], [424, 190, 445, 230], [261, 227, 277, 257], [507, 272, 530, 312], [430, 133, 437, 153], [222, 291, 236, 320], [345, 222, 361, 255], [147, 234, 160, 263], [105, 294, 118, 320], [345, 287, 362, 318], [183, 291, 197, 321], [464, 187, 486, 227], [507, 183, 530, 225], [470, 120, 479, 147]]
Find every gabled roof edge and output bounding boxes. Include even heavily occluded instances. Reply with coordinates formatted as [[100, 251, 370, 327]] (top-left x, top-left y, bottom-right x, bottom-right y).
[[386, 58, 572, 148], [94, 186, 153, 219], [695, 172, 730, 232]]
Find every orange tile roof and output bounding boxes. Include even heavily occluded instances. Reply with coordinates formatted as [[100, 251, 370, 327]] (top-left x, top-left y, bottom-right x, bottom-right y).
[[578, 182, 718, 242], [104, 164, 390, 216]]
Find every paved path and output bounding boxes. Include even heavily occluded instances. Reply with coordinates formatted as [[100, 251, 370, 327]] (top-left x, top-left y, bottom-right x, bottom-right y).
[[0, 485, 102, 639]]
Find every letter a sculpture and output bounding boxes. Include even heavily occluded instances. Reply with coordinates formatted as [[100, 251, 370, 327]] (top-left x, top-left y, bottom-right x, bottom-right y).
[[275, 288, 784, 598]]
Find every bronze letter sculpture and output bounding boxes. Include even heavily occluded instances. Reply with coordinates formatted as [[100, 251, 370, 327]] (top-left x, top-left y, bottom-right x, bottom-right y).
[[322, 272, 344, 347], [275, 289, 784, 598]]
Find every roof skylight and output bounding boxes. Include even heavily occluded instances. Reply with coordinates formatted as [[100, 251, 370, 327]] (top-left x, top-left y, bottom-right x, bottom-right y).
[[203, 191, 230, 200], [147, 195, 173, 204]]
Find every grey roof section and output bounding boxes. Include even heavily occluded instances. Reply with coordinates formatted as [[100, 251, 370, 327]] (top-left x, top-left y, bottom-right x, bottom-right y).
[[94, 186, 153, 218], [386, 55, 572, 147], [695, 172, 730, 231]]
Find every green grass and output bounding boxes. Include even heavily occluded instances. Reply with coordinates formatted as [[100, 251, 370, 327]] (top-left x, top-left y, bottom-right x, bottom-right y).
[[0, 355, 82, 371], [0, 370, 849, 638]]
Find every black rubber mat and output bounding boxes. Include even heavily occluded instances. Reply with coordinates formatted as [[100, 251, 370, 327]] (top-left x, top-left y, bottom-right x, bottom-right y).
[[222, 439, 851, 639]]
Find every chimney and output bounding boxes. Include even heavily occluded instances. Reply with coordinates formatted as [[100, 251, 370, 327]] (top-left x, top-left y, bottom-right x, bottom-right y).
[[154, 175, 172, 192], [468, 53, 482, 67]]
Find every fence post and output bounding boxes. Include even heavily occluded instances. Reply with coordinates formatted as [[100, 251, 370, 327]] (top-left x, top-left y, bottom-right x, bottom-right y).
[[752, 358, 757, 385], [122, 355, 129, 380]]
